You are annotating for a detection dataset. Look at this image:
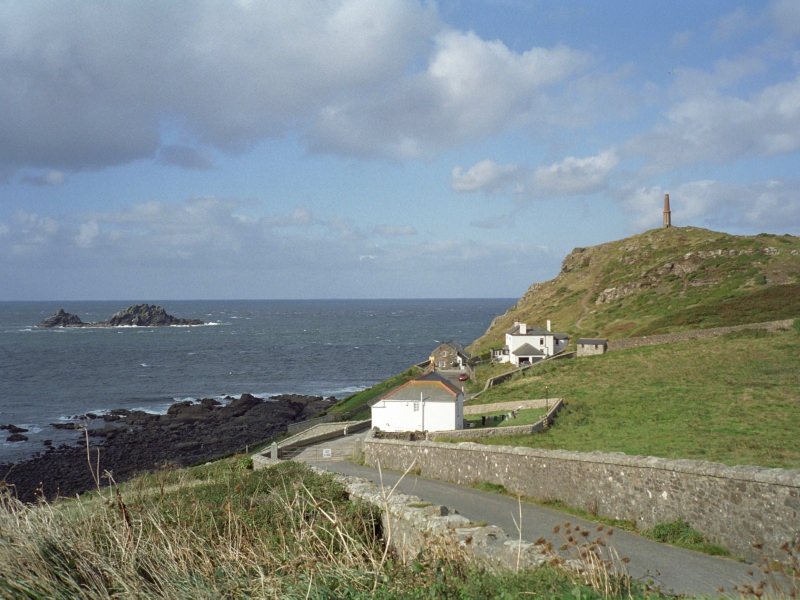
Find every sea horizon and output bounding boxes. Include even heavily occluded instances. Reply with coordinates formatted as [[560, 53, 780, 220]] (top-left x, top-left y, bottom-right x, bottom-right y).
[[1, 298, 514, 464]]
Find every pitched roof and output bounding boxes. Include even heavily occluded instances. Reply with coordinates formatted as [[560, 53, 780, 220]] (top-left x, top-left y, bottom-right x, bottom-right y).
[[511, 343, 545, 357], [507, 323, 568, 339], [372, 371, 461, 405], [432, 340, 470, 358], [578, 338, 608, 345]]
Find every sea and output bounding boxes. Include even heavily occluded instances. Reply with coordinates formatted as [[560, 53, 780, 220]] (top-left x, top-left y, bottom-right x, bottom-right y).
[[0, 298, 513, 464]]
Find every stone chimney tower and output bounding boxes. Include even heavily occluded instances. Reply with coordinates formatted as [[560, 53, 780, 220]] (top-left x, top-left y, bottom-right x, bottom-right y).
[[663, 193, 672, 228]]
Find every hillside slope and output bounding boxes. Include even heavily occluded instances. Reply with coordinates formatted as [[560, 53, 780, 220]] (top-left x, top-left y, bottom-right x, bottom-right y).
[[470, 227, 800, 353]]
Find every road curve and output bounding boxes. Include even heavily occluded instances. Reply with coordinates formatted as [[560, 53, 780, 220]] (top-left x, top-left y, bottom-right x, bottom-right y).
[[306, 458, 761, 598]]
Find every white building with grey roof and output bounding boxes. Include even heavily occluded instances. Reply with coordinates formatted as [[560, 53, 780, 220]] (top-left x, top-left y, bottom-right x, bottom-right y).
[[370, 372, 464, 433], [491, 320, 569, 366]]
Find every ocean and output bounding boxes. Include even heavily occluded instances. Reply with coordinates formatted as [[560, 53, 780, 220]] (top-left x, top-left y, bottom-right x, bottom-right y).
[[0, 298, 512, 463]]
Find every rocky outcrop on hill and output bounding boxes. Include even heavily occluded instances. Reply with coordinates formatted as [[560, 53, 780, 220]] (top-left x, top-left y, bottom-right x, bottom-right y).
[[37, 304, 204, 328], [469, 226, 800, 351]]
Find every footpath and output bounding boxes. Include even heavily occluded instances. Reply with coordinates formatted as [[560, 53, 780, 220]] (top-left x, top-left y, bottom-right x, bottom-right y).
[[299, 440, 760, 598]]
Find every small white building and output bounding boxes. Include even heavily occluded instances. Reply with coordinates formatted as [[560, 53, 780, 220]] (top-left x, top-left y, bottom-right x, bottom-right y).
[[491, 320, 569, 366], [370, 372, 464, 433]]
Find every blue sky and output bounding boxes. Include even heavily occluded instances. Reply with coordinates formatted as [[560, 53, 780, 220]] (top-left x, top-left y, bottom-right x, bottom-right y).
[[1, 0, 799, 301]]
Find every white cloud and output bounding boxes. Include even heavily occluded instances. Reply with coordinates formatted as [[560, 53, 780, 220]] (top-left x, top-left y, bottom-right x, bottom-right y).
[[310, 29, 593, 159], [769, 0, 800, 38], [0, 196, 562, 298], [20, 170, 66, 186], [373, 224, 416, 237], [631, 76, 800, 170], [75, 220, 100, 249], [534, 150, 619, 196], [620, 180, 800, 232], [0, 0, 438, 172], [157, 146, 214, 170], [451, 160, 519, 193], [264, 208, 314, 228]]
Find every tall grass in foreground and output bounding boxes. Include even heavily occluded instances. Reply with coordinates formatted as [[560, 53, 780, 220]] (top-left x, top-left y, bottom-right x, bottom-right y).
[[0, 459, 664, 599]]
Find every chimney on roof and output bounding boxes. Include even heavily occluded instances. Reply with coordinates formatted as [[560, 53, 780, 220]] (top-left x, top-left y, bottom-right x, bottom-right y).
[[663, 193, 672, 228], [547, 319, 551, 332], [519, 322, 526, 335]]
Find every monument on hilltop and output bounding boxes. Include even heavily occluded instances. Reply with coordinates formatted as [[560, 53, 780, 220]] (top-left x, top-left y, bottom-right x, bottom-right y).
[[663, 193, 672, 228]]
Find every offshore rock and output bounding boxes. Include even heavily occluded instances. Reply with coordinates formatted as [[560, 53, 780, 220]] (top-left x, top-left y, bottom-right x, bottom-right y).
[[37, 308, 85, 327], [36, 304, 204, 328], [105, 304, 204, 326]]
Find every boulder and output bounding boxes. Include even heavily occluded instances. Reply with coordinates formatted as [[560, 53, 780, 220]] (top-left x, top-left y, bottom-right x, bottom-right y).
[[1, 424, 29, 434]]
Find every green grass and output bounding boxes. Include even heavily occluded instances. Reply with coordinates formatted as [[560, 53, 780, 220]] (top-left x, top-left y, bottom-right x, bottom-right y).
[[644, 519, 730, 557], [327, 366, 422, 419], [0, 457, 663, 599], [639, 283, 800, 334], [470, 327, 800, 468], [465, 407, 548, 429], [469, 227, 800, 352]]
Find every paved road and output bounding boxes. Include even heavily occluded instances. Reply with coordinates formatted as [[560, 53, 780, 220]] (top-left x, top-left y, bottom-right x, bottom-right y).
[[305, 451, 760, 598]]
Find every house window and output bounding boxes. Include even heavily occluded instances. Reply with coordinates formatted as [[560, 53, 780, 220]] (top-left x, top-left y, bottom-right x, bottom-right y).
[[413, 402, 419, 412], [540, 338, 544, 345]]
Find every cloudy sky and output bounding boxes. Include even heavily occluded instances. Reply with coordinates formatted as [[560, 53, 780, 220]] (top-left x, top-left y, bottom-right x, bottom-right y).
[[1, 1, 799, 301]]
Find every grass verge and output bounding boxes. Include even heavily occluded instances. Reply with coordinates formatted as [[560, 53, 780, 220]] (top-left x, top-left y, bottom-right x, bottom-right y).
[[471, 327, 800, 468], [0, 457, 666, 599]]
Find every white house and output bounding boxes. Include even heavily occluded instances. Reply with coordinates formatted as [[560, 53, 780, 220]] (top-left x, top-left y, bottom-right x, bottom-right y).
[[491, 320, 569, 366], [370, 372, 464, 433]]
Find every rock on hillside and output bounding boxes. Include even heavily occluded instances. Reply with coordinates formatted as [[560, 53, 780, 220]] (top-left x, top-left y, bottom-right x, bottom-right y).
[[469, 227, 800, 353]]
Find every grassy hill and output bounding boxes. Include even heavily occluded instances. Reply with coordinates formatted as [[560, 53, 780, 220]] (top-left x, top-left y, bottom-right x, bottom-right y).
[[469, 227, 800, 354], [469, 324, 800, 468]]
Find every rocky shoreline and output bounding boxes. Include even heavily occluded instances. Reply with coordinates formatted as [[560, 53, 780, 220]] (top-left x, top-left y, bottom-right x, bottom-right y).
[[1, 393, 334, 503]]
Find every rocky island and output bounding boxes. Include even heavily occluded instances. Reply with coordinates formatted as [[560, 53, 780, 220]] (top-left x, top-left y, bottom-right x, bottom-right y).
[[37, 303, 204, 328]]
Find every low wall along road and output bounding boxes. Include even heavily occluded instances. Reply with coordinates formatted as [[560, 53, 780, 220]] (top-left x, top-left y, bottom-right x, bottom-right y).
[[363, 431, 800, 562]]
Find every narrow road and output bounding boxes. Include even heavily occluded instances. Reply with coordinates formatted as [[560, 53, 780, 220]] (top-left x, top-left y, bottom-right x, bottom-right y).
[[304, 453, 760, 598]]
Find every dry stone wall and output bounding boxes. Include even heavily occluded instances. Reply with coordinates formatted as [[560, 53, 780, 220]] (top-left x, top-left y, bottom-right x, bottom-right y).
[[363, 433, 800, 562], [609, 319, 793, 351]]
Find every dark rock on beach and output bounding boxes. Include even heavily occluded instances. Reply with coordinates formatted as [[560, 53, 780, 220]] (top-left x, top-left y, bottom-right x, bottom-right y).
[[1, 393, 331, 503], [36, 303, 204, 328], [1, 424, 29, 434]]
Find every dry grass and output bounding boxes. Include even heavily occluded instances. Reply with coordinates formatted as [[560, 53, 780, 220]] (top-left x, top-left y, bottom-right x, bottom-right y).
[[0, 460, 384, 598]]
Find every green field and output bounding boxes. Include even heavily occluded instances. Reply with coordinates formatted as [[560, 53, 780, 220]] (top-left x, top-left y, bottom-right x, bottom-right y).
[[471, 325, 800, 468]]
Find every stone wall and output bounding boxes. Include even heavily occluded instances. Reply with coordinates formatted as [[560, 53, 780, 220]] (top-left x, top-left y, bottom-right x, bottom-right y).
[[609, 319, 793, 352], [310, 468, 553, 571], [362, 433, 800, 562], [431, 399, 564, 442], [464, 398, 552, 415]]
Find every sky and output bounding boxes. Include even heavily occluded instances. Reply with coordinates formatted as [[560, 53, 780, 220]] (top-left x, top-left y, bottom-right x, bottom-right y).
[[1, 0, 799, 301]]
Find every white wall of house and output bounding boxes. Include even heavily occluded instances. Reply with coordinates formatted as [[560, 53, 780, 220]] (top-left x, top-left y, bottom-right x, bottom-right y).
[[371, 397, 463, 432], [496, 322, 568, 366]]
